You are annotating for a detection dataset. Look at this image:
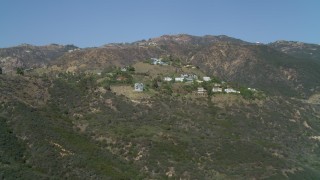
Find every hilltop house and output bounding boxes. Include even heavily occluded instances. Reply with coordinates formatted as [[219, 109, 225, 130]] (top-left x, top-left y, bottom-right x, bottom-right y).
[[212, 83, 222, 93], [164, 77, 173, 82], [121, 67, 127, 72], [196, 87, 207, 96], [175, 77, 184, 82], [212, 87, 223, 93], [184, 64, 196, 69], [203, 77, 211, 81], [186, 75, 197, 81], [134, 83, 144, 92], [248, 88, 257, 91], [151, 58, 161, 65], [173, 74, 198, 83], [181, 74, 198, 82], [225, 88, 240, 94], [180, 74, 188, 78], [151, 58, 168, 65]]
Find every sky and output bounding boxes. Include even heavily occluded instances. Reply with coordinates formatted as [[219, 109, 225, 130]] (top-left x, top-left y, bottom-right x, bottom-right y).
[[1, 0, 319, 48]]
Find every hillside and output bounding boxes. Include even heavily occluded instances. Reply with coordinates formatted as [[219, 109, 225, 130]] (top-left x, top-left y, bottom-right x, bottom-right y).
[[269, 40, 320, 61], [2, 35, 319, 98], [45, 35, 320, 97], [1, 71, 320, 179], [187, 43, 320, 97], [0, 44, 78, 73], [1, 34, 320, 179]]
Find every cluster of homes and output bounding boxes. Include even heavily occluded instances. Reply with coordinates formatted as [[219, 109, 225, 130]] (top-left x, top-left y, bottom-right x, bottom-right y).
[[193, 83, 241, 96], [134, 73, 241, 95], [137, 42, 158, 47], [163, 73, 212, 83], [67, 48, 81, 53], [132, 57, 246, 95], [134, 81, 240, 95]]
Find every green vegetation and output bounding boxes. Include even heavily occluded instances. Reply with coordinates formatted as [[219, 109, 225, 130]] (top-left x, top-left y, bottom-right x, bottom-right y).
[[1, 38, 320, 179], [182, 83, 198, 93], [127, 65, 135, 72], [240, 87, 254, 99], [99, 67, 134, 88], [162, 55, 183, 67], [0, 68, 320, 179], [201, 81, 213, 96], [252, 45, 320, 97], [16, 67, 24, 75]]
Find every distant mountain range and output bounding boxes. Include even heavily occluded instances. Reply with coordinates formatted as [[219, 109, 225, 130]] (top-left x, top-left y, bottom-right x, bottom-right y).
[[1, 34, 319, 97], [269, 40, 320, 61]]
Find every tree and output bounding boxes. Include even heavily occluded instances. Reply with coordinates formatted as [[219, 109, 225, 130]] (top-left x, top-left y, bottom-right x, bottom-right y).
[[162, 84, 173, 95], [202, 81, 213, 96], [0, 67, 2, 74], [16, 67, 24, 75], [152, 76, 162, 89], [240, 87, 254, 99], [127, 66, 135, 72]]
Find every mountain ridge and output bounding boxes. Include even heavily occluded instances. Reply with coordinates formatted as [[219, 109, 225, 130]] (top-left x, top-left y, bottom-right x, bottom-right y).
[[1, 34, 320, 98]]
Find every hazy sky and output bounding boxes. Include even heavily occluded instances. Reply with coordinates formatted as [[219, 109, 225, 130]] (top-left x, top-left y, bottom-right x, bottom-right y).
[[1, 0, 319, 47]]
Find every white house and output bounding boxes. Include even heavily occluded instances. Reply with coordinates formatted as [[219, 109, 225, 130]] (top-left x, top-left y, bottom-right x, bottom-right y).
[[225, 88, 240, 94], [212, 87, 223, 93], [213, 83, 221, 87], [175, 77, 184, 82], [185, 77, 193, 82], [184, 64, 196, 68], [198, 87, 206, 92], [197, 87, 207, 95], [164, 77, 173, 82], [151, 58, 161, 65], [248, 88, 257, 91], [203, 77, 211, 81], [180, 74, 189, 78], [134, 83, 144, 92], [151, 58, 168, 65], [182, 74, 198, 81], [121, 67, 127, 72], [148, 42, 157, 46]]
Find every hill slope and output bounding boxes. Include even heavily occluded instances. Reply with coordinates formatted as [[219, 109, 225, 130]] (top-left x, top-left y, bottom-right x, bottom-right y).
[[1, 73, 320, 179], [0, 44, 78, 73], [269, 40, 320, 61], [1, 34, 320, 179], [47, 35, 320, 97]]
